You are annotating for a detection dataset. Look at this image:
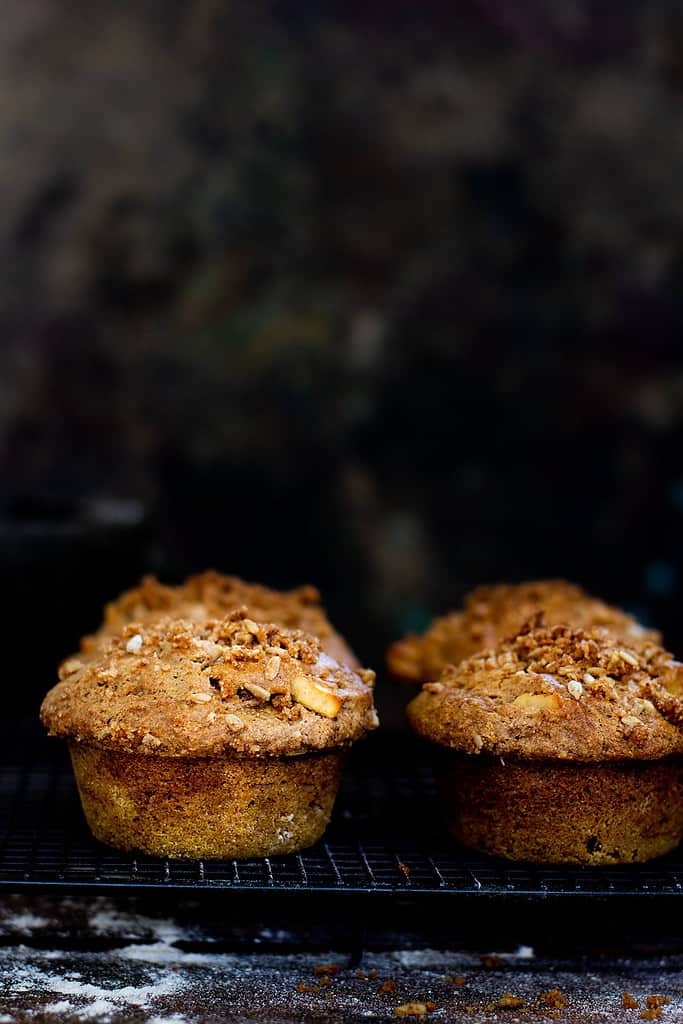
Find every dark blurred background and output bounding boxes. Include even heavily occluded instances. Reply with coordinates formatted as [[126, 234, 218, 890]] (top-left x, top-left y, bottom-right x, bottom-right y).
[[2, 0, 683, 717]]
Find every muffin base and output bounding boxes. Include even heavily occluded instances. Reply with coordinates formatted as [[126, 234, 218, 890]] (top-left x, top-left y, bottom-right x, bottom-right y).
[[70, 744, 344, 859], [438, 754, 683, 865]]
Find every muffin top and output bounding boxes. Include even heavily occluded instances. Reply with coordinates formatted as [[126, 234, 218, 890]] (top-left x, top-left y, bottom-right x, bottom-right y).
[[388, 580, 660, 683], [406, 621, 683, 762], [82, 571, 358, 667], [42, 610, 377, 758]]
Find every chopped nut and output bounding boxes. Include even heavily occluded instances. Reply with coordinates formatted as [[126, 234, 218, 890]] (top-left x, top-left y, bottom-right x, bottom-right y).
[[511, 692, 561, 712], [583, 672, 596, 684], [423, 682, 444, 694], [313, 964, 340, 976], [126, 634, 143, 653], [59, 658, 83, 678], [292, 675, 343, 718], [244, 681, 272, 701], [472, 733, 484, 752], [645, 996, 670, 1009], [296, 983, 320, 993], [622, 992, 639, 1009], [567, 680, 583, 699], [641, 1009, 663, 1021], [264, 655, 281, 681], [188, 691, 212, 703], [206, 711, 217, 723], [619, 650, 639, 667], [225, 713, 244, 731], [140, 732, 161, 749], [243, 618, 260, 635], [380, 980, 398, 994], [621, 715, 642, 735], [359, 668, 376, 687]]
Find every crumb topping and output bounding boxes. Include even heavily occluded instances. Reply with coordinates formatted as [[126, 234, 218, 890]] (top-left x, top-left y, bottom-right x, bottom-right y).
[[43, 609, 376, 758], [82, 571, 358, 667], [407, 621, 683, 761], [387, 580, 661, 683], [447, 619, 672, 694]]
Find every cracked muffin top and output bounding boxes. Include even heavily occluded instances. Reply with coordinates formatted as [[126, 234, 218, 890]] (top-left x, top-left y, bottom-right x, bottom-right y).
[[406, 621, 683, 762], [388, 580, 660, 683], [42, 610, 377, 758], [82, 571, 358, 668]]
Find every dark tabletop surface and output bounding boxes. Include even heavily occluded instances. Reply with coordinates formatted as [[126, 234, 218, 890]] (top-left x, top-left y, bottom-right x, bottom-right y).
[[0, 894, 681, 1023]]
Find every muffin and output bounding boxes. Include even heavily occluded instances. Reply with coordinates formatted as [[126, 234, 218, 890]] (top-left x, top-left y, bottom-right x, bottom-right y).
[[388, 579, 660, 683], [81, 570, 359, 667], [41, 610, 377, 858], [406, 621, 683, 864]]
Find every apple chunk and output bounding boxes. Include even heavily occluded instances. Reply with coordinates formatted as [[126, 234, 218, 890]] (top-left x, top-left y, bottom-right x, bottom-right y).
[[292, 675, 343, 718], [511, 692, 561, 712]]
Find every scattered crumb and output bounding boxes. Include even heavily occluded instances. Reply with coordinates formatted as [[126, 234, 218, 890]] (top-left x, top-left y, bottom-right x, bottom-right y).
[[313, 963, 340, 976], [380, 980, 398, 994], [640, 1010, 662, 1021], [454, 976, 465, 985], [539, 989, 569, 1010], [394, 1001, 436, 1017], [646, 996, 671, 1009], [296, 982, 320, 993], [357, 969, 366, 979], [397, 863, 411, 878], [623, 993, 640, 1010], [497, 992, 524, 1009], [368, 969, 378, 980]]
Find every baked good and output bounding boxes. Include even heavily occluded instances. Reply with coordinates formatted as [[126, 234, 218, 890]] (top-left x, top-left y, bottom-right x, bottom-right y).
[[406, 621, 683, 864], [41, 610, 377, 858], [388, 580, 660, 683], [82, 571, 359, 667]]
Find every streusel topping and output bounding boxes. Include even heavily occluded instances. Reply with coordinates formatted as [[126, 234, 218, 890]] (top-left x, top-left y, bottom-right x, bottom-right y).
[[407, 621, 683, 761], [42, 609, 377, 758], [81, 571, 358, 667], [388, 580, 660, 683]]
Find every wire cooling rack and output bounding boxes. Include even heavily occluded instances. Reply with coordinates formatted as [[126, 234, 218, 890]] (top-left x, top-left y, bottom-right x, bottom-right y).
[[1, 727, 683, 899]]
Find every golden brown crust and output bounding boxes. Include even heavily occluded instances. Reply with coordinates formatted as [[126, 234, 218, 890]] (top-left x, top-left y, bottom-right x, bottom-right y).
[[82, 571, 359, 667], [388, 580, 661, 683], [406, 622, 683, 761], [42, 610, 377, 758], [69, 743, 344, 858], [438, 754, 683, 864]]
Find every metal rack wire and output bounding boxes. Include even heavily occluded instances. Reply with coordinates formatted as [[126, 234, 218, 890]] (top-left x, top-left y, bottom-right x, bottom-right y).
[[2, 729, 683, 898]]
